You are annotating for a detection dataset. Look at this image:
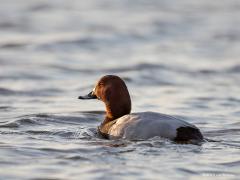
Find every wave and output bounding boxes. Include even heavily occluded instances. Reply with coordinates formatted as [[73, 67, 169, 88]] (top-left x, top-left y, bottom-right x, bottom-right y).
[[0, 87, 63, 96], [0, 112, 102, 129]]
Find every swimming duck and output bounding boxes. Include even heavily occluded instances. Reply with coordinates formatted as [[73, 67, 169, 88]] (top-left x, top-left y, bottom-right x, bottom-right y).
[[78, 75, 203, 142]]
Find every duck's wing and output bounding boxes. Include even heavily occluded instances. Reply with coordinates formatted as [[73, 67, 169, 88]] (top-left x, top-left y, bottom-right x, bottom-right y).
[[108, 112, 203, 141]]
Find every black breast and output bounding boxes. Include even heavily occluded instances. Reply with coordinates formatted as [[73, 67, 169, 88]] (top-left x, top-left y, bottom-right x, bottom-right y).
[[174, 126, 203, 142]]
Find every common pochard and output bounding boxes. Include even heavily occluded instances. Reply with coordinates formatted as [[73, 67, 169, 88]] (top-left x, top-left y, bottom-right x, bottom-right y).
[[78, 75, 203, 143]]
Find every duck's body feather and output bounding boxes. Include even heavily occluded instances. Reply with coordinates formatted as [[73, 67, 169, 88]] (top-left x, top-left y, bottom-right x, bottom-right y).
[[108, 112, 201, 141]]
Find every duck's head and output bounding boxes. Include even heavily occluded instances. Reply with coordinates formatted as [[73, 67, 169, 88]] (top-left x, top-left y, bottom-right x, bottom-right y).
[[78, 75, 131, 121]]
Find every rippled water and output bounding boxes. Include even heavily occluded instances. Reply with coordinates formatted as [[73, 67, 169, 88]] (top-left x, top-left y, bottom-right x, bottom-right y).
[[0, 0, 240, 179]]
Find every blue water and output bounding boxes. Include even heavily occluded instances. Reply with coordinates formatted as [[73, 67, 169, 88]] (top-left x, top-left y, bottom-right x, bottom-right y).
[[0, 0, 240, 179]]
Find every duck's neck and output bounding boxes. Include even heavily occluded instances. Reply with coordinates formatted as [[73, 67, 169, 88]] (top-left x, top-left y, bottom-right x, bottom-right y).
[[102, 103, 120, 125], [99, 102, 131, 135]]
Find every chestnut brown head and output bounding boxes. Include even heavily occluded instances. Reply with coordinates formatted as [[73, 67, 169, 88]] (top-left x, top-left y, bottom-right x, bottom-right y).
[[79, 75, 131, 121]]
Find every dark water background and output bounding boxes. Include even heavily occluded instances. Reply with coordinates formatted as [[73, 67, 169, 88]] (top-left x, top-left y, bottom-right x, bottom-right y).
[[0, 0, 240, 179]]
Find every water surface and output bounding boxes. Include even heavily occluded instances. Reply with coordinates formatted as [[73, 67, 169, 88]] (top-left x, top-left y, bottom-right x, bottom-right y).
[[0, 0, 240, 179]]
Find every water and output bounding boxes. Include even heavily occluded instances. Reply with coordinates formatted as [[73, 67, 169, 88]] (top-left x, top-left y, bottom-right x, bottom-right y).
[[0, 0, 240, 179]]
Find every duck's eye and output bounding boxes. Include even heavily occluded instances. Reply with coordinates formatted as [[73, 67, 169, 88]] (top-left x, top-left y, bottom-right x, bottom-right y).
[[98, 82, 104, 86]]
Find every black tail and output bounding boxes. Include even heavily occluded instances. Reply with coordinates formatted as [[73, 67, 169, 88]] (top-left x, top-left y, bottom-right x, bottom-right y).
[[174, 126, 203, 143]]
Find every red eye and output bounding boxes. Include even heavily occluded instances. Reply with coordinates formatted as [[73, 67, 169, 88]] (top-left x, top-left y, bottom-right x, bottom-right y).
[[98, 82, 104, 86]]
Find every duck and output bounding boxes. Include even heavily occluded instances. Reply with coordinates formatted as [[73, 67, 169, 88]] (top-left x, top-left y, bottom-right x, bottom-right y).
[[78, 75, 203, 143]]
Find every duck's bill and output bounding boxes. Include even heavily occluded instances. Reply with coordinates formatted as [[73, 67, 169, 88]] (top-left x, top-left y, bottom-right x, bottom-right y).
[[78, 91, 97, 100]]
